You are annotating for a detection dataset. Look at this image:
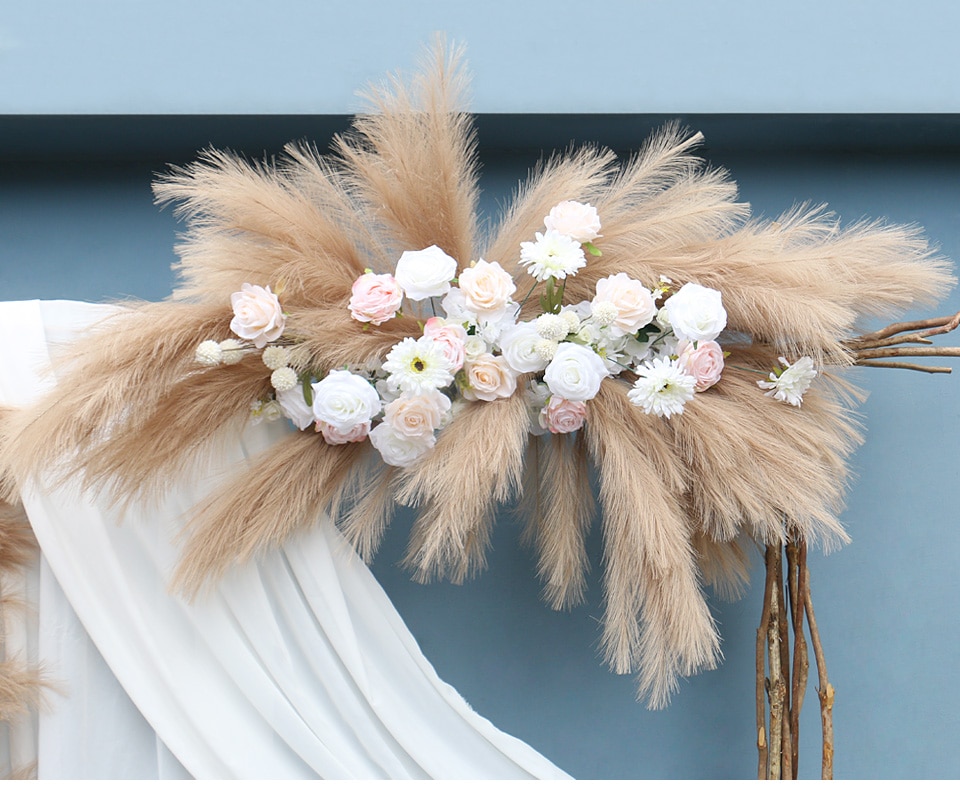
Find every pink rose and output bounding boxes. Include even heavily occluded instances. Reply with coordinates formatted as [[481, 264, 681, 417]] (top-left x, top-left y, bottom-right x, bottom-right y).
[[592, 272, 656, 336], [382, 390, 451, 438], [230, 283, 285, 348], [541, 397, 587, 434], [317, 420, 371, 445], [461, 353, 517, 402], [349, 272, 403, 325], [677, 339, 725, 392], [423, 317, 467, 372]]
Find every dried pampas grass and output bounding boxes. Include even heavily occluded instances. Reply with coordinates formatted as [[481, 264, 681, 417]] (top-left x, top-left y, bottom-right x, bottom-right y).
[[0, 39, 954, 707]]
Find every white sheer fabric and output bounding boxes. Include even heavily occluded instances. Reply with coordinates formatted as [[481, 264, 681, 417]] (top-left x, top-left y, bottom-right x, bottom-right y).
[[0, 300, 570, 780]]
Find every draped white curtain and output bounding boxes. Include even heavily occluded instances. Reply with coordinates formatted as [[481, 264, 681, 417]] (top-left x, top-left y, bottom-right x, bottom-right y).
[[0, 299, 570, 780]]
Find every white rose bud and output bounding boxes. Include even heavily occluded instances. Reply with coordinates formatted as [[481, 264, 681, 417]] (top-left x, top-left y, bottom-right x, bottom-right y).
[[543, 343, 609, 401], [394, 245, 458, 301], [664, 282, 727, 342], [311, 369, 382, 432]]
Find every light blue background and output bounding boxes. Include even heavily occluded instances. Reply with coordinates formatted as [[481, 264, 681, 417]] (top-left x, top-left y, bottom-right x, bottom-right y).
[[2, 1, 959, 780]]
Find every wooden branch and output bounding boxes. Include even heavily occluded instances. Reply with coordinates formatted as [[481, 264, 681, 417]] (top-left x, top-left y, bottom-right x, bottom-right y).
[[757, 545, 777, 780], [787, 540, 808, 779], [766, 547, 786, 781], [848, 310, 960, 345], [776, 548, 792, 781], [802, 560, 834, 780], [857, 360, 953, 374], [854, 346, 960, 360]]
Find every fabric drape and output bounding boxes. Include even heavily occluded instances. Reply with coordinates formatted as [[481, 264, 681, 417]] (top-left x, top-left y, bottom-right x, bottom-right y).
[[0, 299, 569, 780]]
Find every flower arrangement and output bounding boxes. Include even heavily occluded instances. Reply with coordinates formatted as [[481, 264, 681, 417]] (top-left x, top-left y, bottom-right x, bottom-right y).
[[197, 203, 817, 471], [2, 41, 956, 747]]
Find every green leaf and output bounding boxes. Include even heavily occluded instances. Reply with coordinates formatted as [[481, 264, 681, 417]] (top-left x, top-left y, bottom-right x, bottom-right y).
[[583, 241, 602, 257]]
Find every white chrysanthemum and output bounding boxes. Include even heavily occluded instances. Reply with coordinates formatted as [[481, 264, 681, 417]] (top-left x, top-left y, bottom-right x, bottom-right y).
[[270, 366, 298, 392], [591, 300, 619, 326], [382, 336, 455, 394], [628, 357, 696, 419], [219, 339, 245, 365], [262, 345, 290, 370], [535, 313, 568, 341], [758, 356, 817, 407], [195, 340, 223, 366], [519, 229, 587, 281]]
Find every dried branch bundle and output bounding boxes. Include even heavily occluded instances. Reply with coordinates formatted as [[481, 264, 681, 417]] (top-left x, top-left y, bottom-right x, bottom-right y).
[[0, 39, 954, 708]]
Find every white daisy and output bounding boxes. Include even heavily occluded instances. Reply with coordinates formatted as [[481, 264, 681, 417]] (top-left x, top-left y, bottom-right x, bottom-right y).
[[382, 336, 455, 394]]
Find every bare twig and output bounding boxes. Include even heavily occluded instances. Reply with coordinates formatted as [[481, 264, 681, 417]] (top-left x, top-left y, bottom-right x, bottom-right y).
[[786, 540, 808, 779], [802, 560, 834, 780], [857, 360, 953, 374], [757, 545, 777, 780], [848, 310, 960, 345], [766, 548, 786, 780], [854, 346, 960, 360]]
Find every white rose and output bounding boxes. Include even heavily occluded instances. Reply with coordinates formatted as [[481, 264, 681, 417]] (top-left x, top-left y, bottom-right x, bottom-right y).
[[276, 385, 315, 430], [543, 200, 602, 243], [461, 353, 518, 402], [383, 390, 451, 439], [394, 245, 458, 301], [543, 343, 609, 401], [499, 321, 548, 374], [458, 259, 516, 318], [463, 335, 489, 359], [311, 369, 382, 431], [369, 422, 435, 468], [664, 283, 727, 342], [592, 272, 657, 336], [230, 283, 285, 348], [440, 287, 478, 325]]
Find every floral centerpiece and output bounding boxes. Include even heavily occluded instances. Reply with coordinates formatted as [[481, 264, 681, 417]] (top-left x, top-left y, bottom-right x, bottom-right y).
[[2, 43, 956, 777]]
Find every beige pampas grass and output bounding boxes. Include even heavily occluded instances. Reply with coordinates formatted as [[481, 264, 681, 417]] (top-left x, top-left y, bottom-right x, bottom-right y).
[[0, 39, 954, 707]]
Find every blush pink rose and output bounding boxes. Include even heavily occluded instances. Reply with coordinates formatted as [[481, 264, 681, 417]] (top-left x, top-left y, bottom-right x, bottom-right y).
[[349, 272, 403, 325], [677, 339, 725, 392], [541, 397, 587, 434], [230, 283, 285, 348], [383, 390, 451, 438], [423, 317, 467, 372], [317, 420, 371, 445], [458, 259, 516, 318]]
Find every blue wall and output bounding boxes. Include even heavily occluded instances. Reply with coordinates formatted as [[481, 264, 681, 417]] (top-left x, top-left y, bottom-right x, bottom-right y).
[[3, 2, 960, 779]]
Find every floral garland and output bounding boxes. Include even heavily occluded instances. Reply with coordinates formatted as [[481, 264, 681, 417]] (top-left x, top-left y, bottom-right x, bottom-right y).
[[197, 200, 817, 463]]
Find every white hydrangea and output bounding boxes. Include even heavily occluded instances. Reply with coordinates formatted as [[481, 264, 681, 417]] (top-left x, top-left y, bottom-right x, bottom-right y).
[[591, 301, 619, 326], [535, 313, 568, 341]]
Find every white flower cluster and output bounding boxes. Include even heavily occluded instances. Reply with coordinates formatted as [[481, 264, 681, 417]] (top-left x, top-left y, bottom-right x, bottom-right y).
[[193, 200, 816, 473]]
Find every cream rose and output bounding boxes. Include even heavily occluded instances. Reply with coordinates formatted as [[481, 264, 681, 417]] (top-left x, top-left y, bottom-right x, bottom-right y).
[[230, 283, 285, 348], [349, 272, 404, 325], [543, 200, 601, 243], [677, 340, 725, 392], [383, 390, 451, 439], [541, 397, 587, 434], [543, 343, 609, 401], [664, 283, 727, 343], [311, 370, 382, 431], [394, 245, 458, 301], [461, 353, 518, 402], [458, 259, 516, 318], [592, 272, 657, 336]]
